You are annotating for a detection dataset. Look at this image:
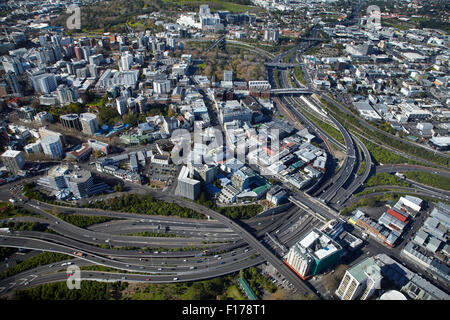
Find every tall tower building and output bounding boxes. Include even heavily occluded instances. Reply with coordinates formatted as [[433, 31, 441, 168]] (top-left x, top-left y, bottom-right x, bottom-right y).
[[335, 257, 382, 300], [116, 97, 128, 115], [80, 113, 99, 135], [5, 71, 21, 95], [1, 149, 25, 174], [57, 85, 78, 106], [31, 73, 57, 94], [176, 165, 200, 200], [224, 70, 233, 82], [41, 134, 64, 159], [121, 52, 134, 71]]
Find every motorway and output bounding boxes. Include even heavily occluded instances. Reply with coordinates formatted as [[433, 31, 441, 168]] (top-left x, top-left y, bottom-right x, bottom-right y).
[[272, 51, 358, 209], [1, 170, 322, 297]]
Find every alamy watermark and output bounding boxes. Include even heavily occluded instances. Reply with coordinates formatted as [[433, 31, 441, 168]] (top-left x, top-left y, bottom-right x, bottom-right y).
[[366, 5, 381, 29], [66, 4, 81, 30], [66, 264, 81, 290]]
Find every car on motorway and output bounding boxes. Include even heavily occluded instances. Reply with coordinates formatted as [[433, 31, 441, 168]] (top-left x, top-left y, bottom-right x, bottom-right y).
[[145, 278, 150, 281], [121, 276, 126, 280], [183, 259, 187, 262], [158, 268, 163, 271], [189, 266, 196, 270], [173, 277, 178, 281]]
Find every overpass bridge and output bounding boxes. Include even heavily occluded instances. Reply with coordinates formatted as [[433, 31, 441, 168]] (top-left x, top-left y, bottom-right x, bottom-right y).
[[205, 35, 226, 52], [270, 88, 313, 95], [265, 62, 298, 69]]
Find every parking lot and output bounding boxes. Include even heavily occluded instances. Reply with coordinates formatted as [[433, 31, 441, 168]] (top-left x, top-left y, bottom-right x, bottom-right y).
[[146, 163, 177, 186], [261, 263, 299, 295]]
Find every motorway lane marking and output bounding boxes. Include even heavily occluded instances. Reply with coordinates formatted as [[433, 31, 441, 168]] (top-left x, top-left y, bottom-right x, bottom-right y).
[[29, 275, 37, 281], [0, 287, 5, 293], [19, 278, 28, 285], [8, 282, 16, 289]]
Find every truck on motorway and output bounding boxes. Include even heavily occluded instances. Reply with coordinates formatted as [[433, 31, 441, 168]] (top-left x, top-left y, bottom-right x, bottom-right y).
[[0, 227, 10, 233]]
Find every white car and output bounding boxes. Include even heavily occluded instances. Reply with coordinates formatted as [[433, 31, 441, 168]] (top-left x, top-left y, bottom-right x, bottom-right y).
[[173, 277, 178, 281]]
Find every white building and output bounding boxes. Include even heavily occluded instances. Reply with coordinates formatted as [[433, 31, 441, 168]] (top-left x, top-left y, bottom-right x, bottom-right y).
[[1, 149, 25, 174], [121, 51, 134, 71], [41, 134, 64, 159], [335, 257, 382, 300], [116, 97, 128, 116], [264, 28, 279, 42], [153, 79, 171, 94], [80, 113, 99, 135]]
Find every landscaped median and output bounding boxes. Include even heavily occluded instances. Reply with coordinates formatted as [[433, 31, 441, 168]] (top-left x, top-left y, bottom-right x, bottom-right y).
[[404, 171, 450, 191]]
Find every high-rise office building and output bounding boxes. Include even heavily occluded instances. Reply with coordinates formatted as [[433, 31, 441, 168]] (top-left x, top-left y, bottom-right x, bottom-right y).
[[80, 113, 99, 135], [89, 54, 104, 66], [82, 46, 91, 61], [224, 70, 233, 82], [56, 85, 78, 106], [5, 71, 21, 95], [31, 73, 57, 94], [41, 134, 64, 159], [74, 46, 83, 60], [176, 166, 201, 200], [1, 149, 25, 174], [2, 57, 24, 75], [285, 228, 343, 280], [335, 257, 382, 300], [121, 51, 134, 71], [116, 97, 128, 115], [153, 79, 171, 94]]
